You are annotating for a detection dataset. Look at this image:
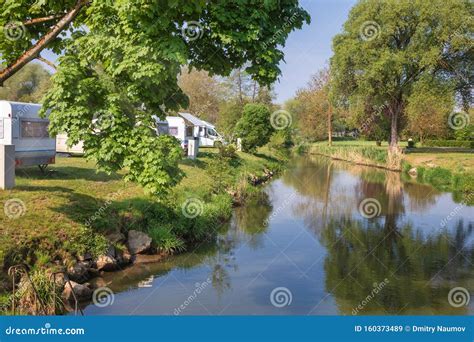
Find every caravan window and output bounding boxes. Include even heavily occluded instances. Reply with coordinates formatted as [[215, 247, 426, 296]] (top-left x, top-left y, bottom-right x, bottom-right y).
[[208, 129, 217, 137], [169, 127, 178, 136], [186, 126, 193, 137], [21, 120, 49, 138]]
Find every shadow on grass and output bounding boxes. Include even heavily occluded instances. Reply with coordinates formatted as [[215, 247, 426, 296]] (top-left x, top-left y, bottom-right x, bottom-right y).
[[16, 166, 121, 182]]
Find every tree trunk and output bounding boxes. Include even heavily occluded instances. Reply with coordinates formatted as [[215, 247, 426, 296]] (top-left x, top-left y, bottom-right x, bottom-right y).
[[389, 105, 399, 151], [327, 102, 333, 146]]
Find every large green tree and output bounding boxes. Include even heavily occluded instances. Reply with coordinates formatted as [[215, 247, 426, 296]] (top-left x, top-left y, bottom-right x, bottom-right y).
[[330, 0, 472, 151], [0, 1, 310, 193]]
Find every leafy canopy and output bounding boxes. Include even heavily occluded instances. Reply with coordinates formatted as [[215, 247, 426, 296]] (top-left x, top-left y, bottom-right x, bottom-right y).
[[330, 0, 473, 145], [1, 0, 310, 194]]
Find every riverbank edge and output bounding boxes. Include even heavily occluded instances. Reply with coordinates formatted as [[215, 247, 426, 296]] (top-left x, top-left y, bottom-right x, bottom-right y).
[[0, 150, 286, 315], [308, 151, 402, 172], [307, 144, 402, 171], [306, 145, 473, 205]]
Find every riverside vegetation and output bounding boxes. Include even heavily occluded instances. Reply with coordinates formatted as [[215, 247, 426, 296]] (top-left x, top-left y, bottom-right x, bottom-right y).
[[307, 140, 474, 206], [0, 146, 285, 315]]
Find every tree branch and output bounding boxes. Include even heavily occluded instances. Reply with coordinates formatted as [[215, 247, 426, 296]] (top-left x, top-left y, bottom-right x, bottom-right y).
[[24, 14, 65, 26], [0, 0, 89, 86], [36, 55, 57, 70]]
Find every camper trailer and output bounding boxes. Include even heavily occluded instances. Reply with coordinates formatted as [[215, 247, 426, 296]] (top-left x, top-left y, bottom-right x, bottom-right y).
[[166, 113, 222, 148], [0, 101, 56, 168], [199, 119, 223, 147], [165, 115, 194, 150], [56, 133, 85, 155]]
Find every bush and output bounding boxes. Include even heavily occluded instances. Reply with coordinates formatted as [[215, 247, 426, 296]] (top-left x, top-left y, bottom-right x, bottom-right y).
[[217, 144, 237, 159], [423, 140, 473, 148], [235, 103, 274, 152], [148, 226, 185, 254]]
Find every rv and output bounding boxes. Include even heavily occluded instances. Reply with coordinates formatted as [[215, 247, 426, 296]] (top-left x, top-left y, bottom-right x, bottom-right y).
[[165, 113, 222, 148], [0, 101, 56, 169], [56, 133, 85, 155]]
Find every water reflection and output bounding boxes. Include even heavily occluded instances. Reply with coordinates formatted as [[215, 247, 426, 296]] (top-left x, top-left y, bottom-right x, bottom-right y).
[[83, 155, 473, 315]]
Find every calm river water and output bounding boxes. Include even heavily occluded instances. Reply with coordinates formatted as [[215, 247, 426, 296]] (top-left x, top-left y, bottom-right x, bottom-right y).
[[84, 155, 474, 315]]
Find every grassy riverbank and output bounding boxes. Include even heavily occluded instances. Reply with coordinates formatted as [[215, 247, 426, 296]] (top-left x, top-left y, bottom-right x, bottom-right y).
[[0, 147, 284, 310], [308, 141, 403, 170], [308, 141, 474, 204]]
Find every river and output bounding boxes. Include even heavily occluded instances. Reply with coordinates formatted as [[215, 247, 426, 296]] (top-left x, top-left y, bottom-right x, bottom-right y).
[[83, 155, 474, 315]]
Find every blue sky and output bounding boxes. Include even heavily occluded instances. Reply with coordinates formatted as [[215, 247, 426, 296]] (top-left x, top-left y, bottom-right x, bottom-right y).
[[274, 0, 356, 103]]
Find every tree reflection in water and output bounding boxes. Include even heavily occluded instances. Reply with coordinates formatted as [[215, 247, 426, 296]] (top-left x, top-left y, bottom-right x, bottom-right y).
[[288, 155, 473, 314]]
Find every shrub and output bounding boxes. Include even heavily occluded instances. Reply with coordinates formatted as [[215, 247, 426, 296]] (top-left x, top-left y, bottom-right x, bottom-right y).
[[148, 226, 185, 254], [423, 140, 473, 148], [218, 144, 237, 159], [235, 104, 274, 152]]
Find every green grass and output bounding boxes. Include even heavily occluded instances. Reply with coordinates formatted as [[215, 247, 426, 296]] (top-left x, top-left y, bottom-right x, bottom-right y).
[[0, 147, 283, 300]]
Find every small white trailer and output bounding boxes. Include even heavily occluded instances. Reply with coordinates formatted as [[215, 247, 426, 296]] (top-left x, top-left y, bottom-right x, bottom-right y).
[[0, 101, 56, 169], [165, 115, 195, 150], [166, 113, 223, 148], [56, 133, 85, 155]]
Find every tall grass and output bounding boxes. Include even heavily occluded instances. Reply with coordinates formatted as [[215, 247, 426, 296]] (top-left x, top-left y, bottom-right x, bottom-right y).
[[309, 144, 401, 170]]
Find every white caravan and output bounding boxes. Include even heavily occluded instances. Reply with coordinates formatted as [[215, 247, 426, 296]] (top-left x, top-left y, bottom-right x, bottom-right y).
[[0, 101, 56, 168], [57, 117, 170, 155], [199, 119, 223, 147], [165, 115, 194, 150], [166, 113, 222, 148], [56, 133, 85, 155]]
